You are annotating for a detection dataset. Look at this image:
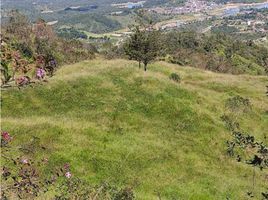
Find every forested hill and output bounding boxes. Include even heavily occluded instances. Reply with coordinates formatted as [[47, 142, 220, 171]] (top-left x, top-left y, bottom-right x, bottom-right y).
[[159, 31, 268, 75]]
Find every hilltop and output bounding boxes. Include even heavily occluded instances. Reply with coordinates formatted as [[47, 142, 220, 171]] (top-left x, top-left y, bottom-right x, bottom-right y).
[[1, 59, 268, 199]]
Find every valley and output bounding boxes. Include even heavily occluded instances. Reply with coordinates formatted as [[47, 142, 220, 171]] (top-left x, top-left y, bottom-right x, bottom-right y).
[[2, 0, 268, 39]]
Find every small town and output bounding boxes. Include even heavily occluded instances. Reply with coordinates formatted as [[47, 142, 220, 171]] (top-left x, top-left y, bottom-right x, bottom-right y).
[[148, 0, 218, 15], [148, 0, 268, 34]]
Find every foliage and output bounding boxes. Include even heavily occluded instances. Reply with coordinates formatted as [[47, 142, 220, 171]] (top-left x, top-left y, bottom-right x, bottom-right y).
[[225, 95, 251, 113], [5, 10, 32, 42], [160, 31, 268, 75], [124, 26, 144, 68], [224, 127, 268, 197], [0, 60, 12, 84], [124, 26, 160, 71], [59, 13, 122, 34], [169, 72, 181, 83], [56, 28, 88, 40], [101, 41, 125, 60], [221, 95, 268, 198], [211, 24, 239, 34], [0, 11, 95, 88]]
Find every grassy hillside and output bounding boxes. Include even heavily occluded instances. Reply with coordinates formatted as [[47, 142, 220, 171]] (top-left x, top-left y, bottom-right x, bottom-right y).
[[1, 59, 268, 199]]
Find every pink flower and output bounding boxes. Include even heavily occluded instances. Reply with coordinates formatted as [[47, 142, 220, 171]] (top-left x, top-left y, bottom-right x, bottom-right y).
[[1, 131, 12, 142], [36, 68, 45, 79], [65, 172, 72, 179], [21, 159, 28, 164], [16, 76, 30, 86]]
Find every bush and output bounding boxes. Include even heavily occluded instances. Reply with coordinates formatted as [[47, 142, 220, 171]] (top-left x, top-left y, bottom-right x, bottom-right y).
[[225, 95, 251, 113], [12, 42, 33, 58], [162, 31, 268, 75], [169, 73, 181, 83], [0, 12, 96, 87], [101, 41, 125, 60]]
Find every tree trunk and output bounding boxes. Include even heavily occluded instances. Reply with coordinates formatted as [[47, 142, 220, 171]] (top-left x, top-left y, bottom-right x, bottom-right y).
[[144, 63, 147, 71], [138, 61, 141, 69]]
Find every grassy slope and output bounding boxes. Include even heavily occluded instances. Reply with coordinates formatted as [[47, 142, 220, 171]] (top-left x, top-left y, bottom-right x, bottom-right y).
[[1, 59, 268, 199]]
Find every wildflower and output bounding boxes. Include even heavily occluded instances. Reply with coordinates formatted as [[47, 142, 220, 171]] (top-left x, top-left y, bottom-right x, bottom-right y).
[[65, 172, 72, 179], [16, 76, 30, 86], [36, 68, 45, 79], [1, 131, 12, 142], [21, 159, 28, 164], [63, 163, 70, 171], [50, 59, 57, 66]]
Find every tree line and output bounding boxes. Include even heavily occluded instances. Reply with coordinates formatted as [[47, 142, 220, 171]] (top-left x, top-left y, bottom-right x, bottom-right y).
[[123, 26, 268, 74]]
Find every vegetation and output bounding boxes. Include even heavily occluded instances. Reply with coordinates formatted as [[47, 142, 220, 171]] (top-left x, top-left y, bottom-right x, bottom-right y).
[[169, 72, 181, 83], [122, 29, 268, 75], [1, 131, 134, 199], [58, 13, 122, 34], [56, 28, 88, 40], [221, 94, 268, 199], [1, 4, 268, 200], [211, 24, 239, 34], [0, 11, 95, 87], [2, 59, 268, 199], [124, 26, 160, 71], [160, 31, 268, 75]]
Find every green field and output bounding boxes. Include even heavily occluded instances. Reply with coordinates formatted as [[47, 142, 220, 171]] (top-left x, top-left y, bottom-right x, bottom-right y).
[[1, 59, 268, 199]]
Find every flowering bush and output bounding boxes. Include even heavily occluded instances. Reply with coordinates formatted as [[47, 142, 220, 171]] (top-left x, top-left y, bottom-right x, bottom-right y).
[[1, 11, 95, 89], [36, 68, 45, 79], [1, 131, 12, 142], [65, 171, 72, 179], [45, 58, 57, 76]]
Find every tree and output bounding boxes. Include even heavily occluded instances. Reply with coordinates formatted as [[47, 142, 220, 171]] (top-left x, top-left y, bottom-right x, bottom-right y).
[[124, 26, 159, 71], [140, 30, 159, 71], [134, 9, 154, 29], [124, 26, 143, 69]]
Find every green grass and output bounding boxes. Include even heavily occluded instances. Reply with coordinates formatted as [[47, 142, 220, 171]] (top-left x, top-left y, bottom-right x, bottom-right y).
[[1, 59, 268, 199]]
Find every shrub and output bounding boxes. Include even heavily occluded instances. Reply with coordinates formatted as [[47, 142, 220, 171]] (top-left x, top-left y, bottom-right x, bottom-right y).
[[169, 73, 181, 83], [225, 95, 251, 113], [1, 12, 96, 88], [12, 42, 33, 58]]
